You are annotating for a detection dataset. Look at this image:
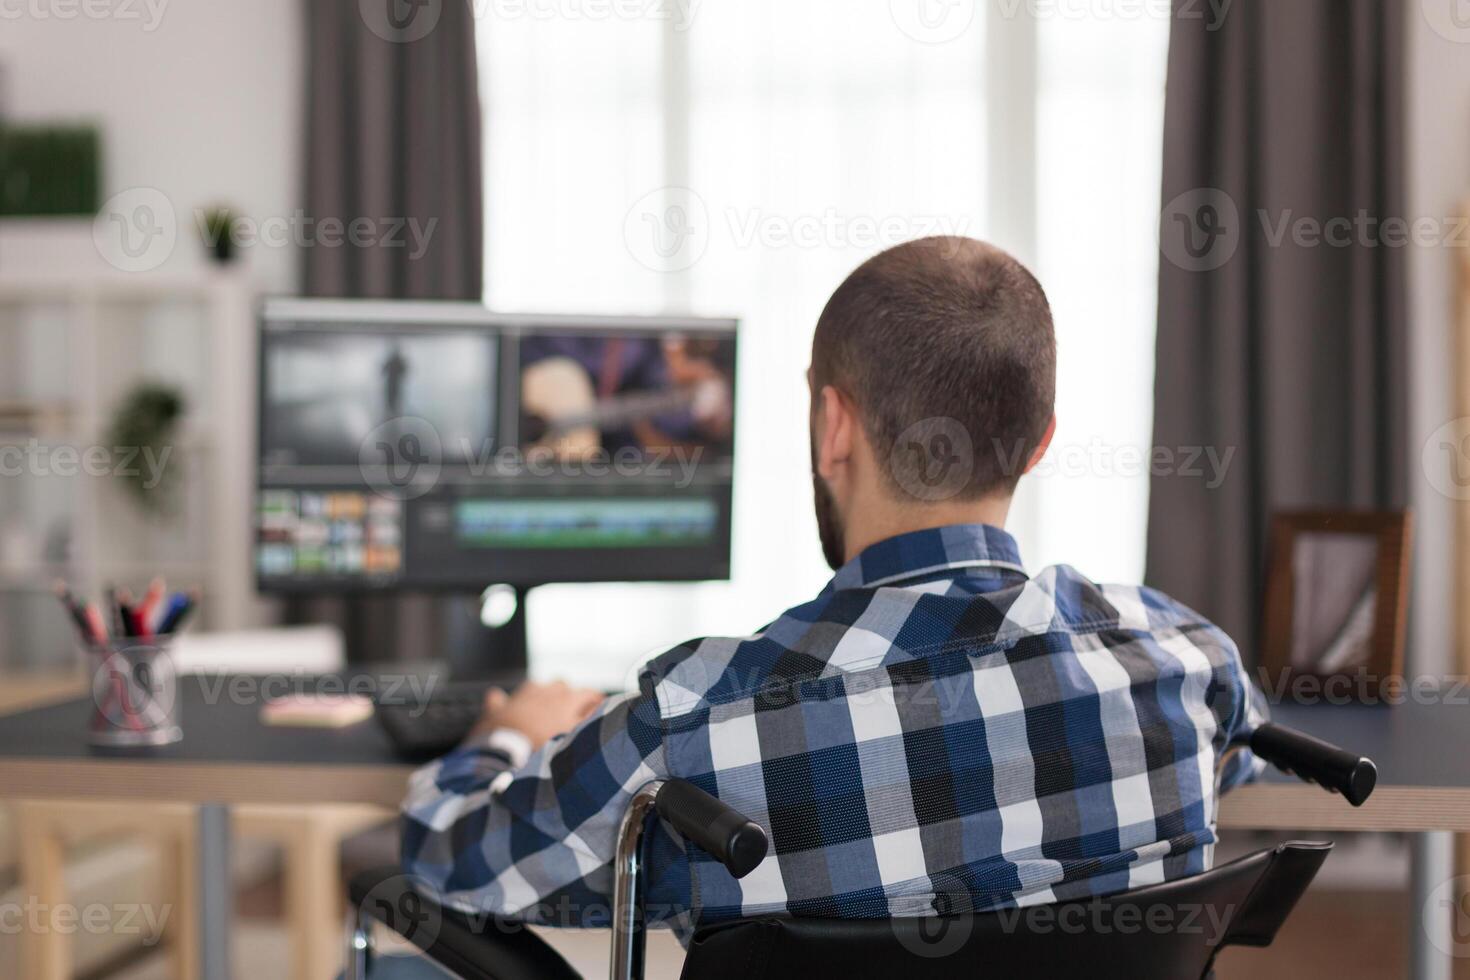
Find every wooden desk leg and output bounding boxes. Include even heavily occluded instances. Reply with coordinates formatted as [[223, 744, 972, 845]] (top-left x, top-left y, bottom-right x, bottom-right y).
[[14, 803, 72, 980], [283, 818, 346, 980], [169, 809, 201, 980]]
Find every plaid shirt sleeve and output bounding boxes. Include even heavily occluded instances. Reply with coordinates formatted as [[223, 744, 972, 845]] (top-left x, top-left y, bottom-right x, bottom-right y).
[[400, 685, 668, 926], [1202, 622, 1270, 792]]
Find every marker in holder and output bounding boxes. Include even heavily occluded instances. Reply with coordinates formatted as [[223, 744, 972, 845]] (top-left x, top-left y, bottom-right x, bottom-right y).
[[55, 579, 196, 748]]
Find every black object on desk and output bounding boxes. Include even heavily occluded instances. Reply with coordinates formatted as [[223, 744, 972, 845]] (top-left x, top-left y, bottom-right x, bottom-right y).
[[372, 681, 495, 759]]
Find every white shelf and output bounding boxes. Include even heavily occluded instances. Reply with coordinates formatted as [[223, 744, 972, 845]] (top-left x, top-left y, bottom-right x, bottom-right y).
[[0, 270, 262, 657]]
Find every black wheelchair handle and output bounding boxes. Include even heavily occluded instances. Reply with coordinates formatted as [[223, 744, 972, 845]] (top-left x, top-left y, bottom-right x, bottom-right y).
[[656, 780, 769, 879], [1248, 723, 1377, 807]]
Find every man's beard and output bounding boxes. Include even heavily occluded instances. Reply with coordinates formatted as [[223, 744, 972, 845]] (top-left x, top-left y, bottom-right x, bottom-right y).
[[812, 473, 846, 571]]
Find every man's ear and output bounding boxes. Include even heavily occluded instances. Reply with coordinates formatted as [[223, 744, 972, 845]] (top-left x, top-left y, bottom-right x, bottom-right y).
[[1023, 415, 1057, 474], [815, 385, 856, 481]]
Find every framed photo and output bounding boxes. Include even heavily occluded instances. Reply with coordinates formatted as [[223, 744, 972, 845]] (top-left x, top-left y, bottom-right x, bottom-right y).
[[1260, 510, 1413, 701]]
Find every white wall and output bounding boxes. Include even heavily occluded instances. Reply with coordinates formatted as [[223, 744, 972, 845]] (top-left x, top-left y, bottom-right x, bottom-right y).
[[1405, 4, 1470, 677], [0, 0, 305, 292]]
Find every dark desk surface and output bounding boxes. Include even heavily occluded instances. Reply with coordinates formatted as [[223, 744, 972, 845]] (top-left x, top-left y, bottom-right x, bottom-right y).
[[0, 674, 419, 807], [1261, 700, 1470, 789], [0, 674, 403, 766], [0, 675, 1466, 830]]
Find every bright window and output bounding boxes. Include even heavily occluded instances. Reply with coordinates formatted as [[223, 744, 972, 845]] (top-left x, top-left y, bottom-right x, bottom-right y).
[[478, 4, 1169, 685]]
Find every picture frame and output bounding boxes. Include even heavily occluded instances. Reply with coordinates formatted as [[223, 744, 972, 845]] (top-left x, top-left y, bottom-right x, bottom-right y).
[[1260, 510, 1413, 702]]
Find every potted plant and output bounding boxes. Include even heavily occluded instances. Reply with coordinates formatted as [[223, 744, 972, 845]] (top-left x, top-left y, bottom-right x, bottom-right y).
[[200, 205, 240, 264]]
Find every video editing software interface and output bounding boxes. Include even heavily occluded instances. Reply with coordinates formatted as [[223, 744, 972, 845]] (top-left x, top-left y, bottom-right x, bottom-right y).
[[256, 302, 737, 590]]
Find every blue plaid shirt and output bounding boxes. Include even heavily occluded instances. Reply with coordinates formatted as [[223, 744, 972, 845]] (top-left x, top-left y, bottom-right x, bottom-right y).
[[401, 524, 1265, 938]]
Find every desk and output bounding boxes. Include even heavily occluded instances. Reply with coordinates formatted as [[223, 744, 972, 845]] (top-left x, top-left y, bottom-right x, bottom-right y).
[[0, 674, 413, 980], [0, 679, 1464, 980], [1221, 701, 1470, 980]]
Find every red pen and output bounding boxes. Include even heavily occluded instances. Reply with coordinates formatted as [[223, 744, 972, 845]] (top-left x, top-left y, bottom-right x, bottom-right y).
[[136, 578, 165, 637], [83, 604, 109, 646]]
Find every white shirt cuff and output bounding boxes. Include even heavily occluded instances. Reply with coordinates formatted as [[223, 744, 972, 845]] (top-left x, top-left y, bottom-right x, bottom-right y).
[[481, 728, 533, 768]]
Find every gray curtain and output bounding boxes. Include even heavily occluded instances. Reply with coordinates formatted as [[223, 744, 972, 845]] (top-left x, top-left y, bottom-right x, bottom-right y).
[[304, 0, 483, 299], [1146, 0, 1407, 657], [297, 0, 485, 662]]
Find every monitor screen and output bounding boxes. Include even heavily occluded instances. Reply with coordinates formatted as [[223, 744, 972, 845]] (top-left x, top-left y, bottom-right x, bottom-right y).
[[255, 302, 737, 591]]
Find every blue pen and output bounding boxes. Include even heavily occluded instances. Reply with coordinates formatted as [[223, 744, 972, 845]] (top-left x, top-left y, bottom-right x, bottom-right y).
[[156, 593, 190, 635]]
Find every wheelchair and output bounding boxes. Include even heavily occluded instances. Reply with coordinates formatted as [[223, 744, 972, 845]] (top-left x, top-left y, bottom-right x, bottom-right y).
[[347, 723, 1376, 980]]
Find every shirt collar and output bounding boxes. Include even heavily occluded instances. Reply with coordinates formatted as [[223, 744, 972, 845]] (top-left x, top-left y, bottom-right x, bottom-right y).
[[827, 523, 1028, 592]]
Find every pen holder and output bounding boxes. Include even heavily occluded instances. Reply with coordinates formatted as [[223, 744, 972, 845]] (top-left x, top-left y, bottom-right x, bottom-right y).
[[85, 635, 182, 748]]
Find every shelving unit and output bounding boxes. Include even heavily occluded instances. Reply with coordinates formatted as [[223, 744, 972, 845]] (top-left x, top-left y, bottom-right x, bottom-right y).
[[0, 270, 261, 667]]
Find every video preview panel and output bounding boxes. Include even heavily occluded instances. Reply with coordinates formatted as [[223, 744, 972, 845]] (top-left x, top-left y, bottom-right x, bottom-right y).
[[260, 330, 496, 466], [517, 331, 735, 464]]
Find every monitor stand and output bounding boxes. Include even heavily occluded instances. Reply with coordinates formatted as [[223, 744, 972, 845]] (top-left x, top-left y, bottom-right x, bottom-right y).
[[444, 585, 532, 682]]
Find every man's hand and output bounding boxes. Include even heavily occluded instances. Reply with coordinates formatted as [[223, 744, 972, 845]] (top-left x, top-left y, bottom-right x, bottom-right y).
[[468, 680, 606, 750]]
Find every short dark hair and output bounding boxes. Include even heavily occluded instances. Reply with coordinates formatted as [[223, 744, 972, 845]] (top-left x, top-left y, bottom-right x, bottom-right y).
[[811, 236, 1056, 499]]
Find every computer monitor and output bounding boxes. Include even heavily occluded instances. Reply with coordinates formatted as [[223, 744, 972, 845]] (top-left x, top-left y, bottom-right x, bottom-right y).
[[255, 300, 738, 600]]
